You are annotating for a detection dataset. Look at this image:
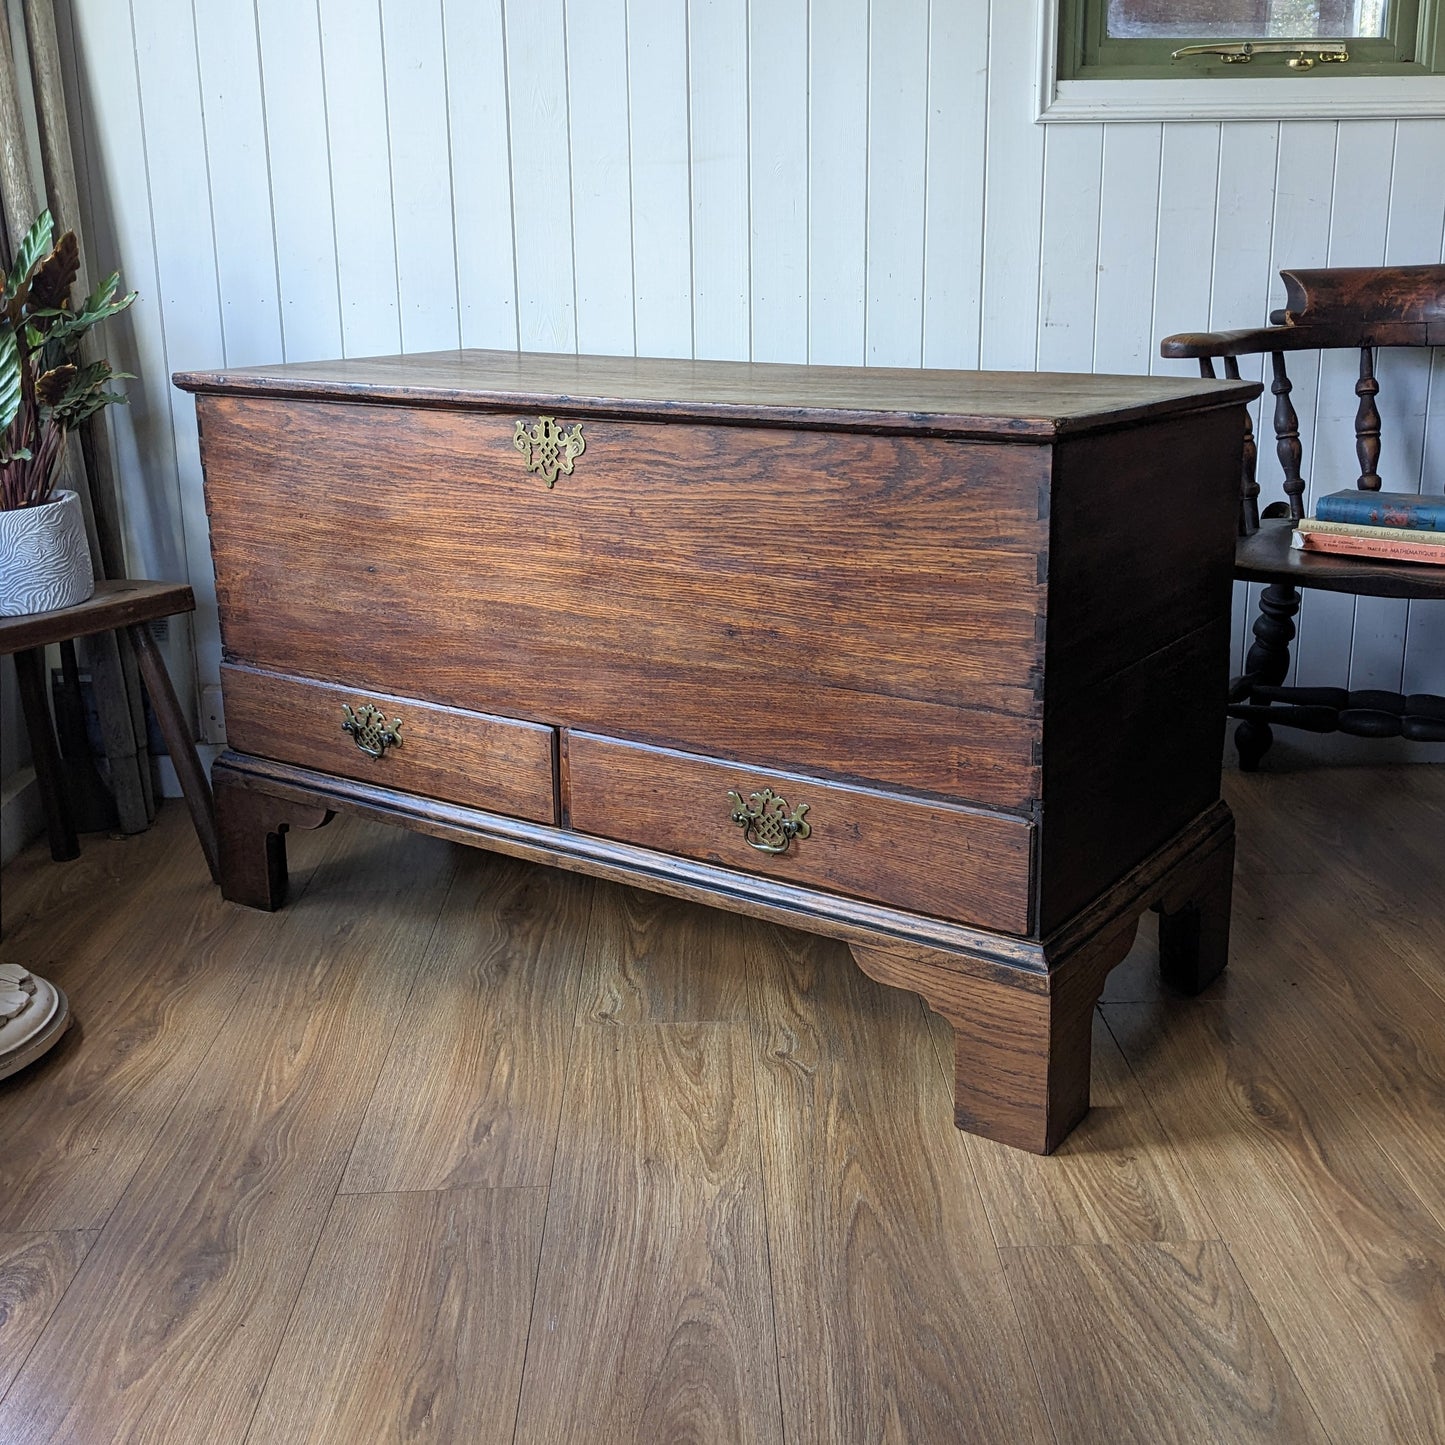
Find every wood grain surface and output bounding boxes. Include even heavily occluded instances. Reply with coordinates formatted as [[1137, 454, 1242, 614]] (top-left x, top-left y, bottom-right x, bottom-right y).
[[1045, 410, 1241, 695], [176, 346, 1257, 437], [1103, 992, 1445, 1444], [2, 765, 1440, 1443], [1039, 619, 1233, 931], [0, 1232, 95, 1395], [1002, 1242, 1325, 1443], [0, 820, 284, 1231], [340, 852, 594, 1194], [201, 395, 1043, 807], [223, 663, 557, 824], [513, 1023, 782, 1445], [576, 881, 770, 1026], [753, 926, 1054, 1444], [939, 1011, 1219, 1247], [246, 1188, 546, 1445], [0, 579, 194, 656], [0, 820, 457, 1444], [565, 731, 1034, 934]]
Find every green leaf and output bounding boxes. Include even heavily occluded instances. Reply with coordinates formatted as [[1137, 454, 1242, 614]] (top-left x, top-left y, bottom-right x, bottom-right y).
[[66, 390, 128, 425], [0, 328, 21, 435], [36, 288, 138, 347], [6, 211, 54, 296], [49, 361, 109, 417]]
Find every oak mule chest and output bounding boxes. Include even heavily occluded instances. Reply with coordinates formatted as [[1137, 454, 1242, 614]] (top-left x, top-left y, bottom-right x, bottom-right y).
[[176, 351, 1259, 1154]]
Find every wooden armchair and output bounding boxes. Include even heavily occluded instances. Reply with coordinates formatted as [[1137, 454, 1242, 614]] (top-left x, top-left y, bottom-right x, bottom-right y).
[[1161, 265, 1445, 768]]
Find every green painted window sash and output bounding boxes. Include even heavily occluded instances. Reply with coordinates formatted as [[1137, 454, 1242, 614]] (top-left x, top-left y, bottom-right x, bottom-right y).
[[1058, 0, 1443, 79]]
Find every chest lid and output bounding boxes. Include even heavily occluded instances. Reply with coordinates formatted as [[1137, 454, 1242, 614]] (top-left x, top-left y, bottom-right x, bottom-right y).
[[175, 348, 1259, 441]]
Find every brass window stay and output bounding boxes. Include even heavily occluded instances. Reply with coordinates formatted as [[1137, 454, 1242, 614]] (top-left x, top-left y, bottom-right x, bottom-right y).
[[1170, 40, 1351, 69]]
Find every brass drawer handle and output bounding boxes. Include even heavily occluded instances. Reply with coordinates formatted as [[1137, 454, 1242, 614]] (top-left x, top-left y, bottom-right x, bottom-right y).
[[514, 415, 585, 487], [341, 702, 403, 759], [728, 788, 810, 855]]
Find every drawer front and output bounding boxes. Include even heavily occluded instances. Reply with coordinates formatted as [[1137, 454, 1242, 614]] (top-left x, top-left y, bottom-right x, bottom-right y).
[[564, 732, 1033, 934], [199, 395, 1044, 811], [222, 665, 557, 824]]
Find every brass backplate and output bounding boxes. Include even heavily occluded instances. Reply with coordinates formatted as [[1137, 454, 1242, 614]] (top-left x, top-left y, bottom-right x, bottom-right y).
[[514, 416, 586, 487], [341, 702, 403, 759], [728, 787, 811, 855]]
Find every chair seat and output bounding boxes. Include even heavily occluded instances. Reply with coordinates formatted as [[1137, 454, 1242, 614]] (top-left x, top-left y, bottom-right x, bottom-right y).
[[1235, 517, 1445, 601]]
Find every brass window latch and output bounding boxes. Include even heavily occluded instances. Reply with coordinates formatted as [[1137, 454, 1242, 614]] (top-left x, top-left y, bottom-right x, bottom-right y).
[[1171, 40, 1350, 69]]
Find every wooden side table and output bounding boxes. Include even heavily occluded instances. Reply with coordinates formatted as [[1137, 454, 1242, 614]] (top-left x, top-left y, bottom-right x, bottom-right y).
[[0, 579, 218, 881]]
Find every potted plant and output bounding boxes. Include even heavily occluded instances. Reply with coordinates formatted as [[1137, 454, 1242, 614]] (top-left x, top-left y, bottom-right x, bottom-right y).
[[1, 210, 135, 616]]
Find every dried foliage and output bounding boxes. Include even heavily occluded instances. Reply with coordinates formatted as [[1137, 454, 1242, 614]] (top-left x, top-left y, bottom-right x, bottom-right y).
[[1, 211, 136, 510]]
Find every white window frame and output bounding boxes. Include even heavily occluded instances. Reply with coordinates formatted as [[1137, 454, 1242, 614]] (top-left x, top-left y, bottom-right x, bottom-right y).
[[1037, 0, 1445, 122]]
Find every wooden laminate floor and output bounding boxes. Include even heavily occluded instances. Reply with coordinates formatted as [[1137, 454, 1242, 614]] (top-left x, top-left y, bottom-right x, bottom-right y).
[[1, 766, 1442, 1444]]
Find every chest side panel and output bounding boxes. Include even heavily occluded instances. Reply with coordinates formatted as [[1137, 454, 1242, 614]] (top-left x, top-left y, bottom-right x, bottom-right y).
[[199, 395, 1047, 810], [1037, 407, 1245, 931]]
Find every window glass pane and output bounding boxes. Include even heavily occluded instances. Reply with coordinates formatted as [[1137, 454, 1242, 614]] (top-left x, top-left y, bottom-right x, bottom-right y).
[[1105, 0, 1387, 39]]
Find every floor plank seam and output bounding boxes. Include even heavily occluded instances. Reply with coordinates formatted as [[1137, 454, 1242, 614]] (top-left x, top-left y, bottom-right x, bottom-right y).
[[1097, 1004, 1230, 1246], [0, 1230, 99, 1414], [507, 1022, 581, 1445], [328, 850, 466, 1197], [1219, 1239, 1338, 1445], [994, 1243, 1069, 1445], [235, 1182, 342, 1445], [508, 886, 605, 1445], [237, 841, 460, 1444], [745, 1006, 792, 1445]]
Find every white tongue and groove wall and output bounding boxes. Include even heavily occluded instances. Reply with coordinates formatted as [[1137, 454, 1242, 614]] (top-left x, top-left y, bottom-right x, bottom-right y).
[[41, 1, 1445, 780]]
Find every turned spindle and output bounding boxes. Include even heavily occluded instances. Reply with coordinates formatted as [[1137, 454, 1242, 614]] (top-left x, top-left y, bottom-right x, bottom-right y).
[[1270, 352, 1306, 520], [1354, 344, 1381, 491]]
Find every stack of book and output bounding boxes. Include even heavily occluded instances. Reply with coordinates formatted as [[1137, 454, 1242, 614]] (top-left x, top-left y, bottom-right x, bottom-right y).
[[1291, 490, 1444, 567]]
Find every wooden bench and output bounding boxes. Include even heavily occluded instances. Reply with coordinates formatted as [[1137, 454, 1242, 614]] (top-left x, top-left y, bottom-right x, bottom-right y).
[[0, 579, 218, 879]]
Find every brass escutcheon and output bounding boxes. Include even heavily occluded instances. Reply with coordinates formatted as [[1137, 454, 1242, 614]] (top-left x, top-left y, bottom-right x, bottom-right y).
[[728, 788, 811, 855], [514, 416, 586, 487], [341, 702, 403, 759]]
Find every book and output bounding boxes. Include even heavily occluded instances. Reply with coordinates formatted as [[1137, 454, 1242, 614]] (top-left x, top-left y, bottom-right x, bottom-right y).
[[1314, 489, 1444, 531], [1291, 529, 1445, 566], [1296, 516, 1445, 547]]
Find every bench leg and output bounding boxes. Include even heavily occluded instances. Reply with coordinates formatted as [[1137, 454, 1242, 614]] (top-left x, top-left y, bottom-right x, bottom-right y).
[[127, 622, 221, 882], [215, 765, 333, 910], [14, 647, 78, 862]]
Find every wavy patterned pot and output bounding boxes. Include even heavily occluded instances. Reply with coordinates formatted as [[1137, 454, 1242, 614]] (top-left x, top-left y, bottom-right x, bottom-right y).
[[0, 490, 95, 617]]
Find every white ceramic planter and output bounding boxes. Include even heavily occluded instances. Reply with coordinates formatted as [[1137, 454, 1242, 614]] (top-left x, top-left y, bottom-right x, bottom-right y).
[[0, 490, 95, 617]]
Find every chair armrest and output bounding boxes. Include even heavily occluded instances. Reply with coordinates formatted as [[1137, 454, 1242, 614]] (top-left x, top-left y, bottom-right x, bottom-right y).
[[1163, 319, 1434, 359]]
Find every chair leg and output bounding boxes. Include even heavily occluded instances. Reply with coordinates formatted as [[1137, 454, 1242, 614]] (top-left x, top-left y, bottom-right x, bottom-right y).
[[1236, 581, 1299, 771]]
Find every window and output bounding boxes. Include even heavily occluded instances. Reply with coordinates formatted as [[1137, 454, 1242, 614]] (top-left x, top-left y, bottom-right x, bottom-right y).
[[1039, 0, 1445, 121], [1058, 0, 1442, 81]]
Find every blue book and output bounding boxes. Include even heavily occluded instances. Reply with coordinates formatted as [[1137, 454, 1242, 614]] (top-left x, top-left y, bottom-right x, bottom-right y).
[[1314, 490, 1444, 531]]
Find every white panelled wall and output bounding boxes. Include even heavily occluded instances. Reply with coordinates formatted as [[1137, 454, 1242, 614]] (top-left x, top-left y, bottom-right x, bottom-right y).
[[54, 0, 1445, 766]]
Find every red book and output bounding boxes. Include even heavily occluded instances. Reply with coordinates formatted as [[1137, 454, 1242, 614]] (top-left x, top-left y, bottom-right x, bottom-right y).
[[1291, 530, 1445, 566]]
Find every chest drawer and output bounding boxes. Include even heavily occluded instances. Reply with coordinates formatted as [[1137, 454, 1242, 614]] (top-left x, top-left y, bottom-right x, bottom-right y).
[[222, 665, 557, 824], [564, 732, 1033, 934]]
